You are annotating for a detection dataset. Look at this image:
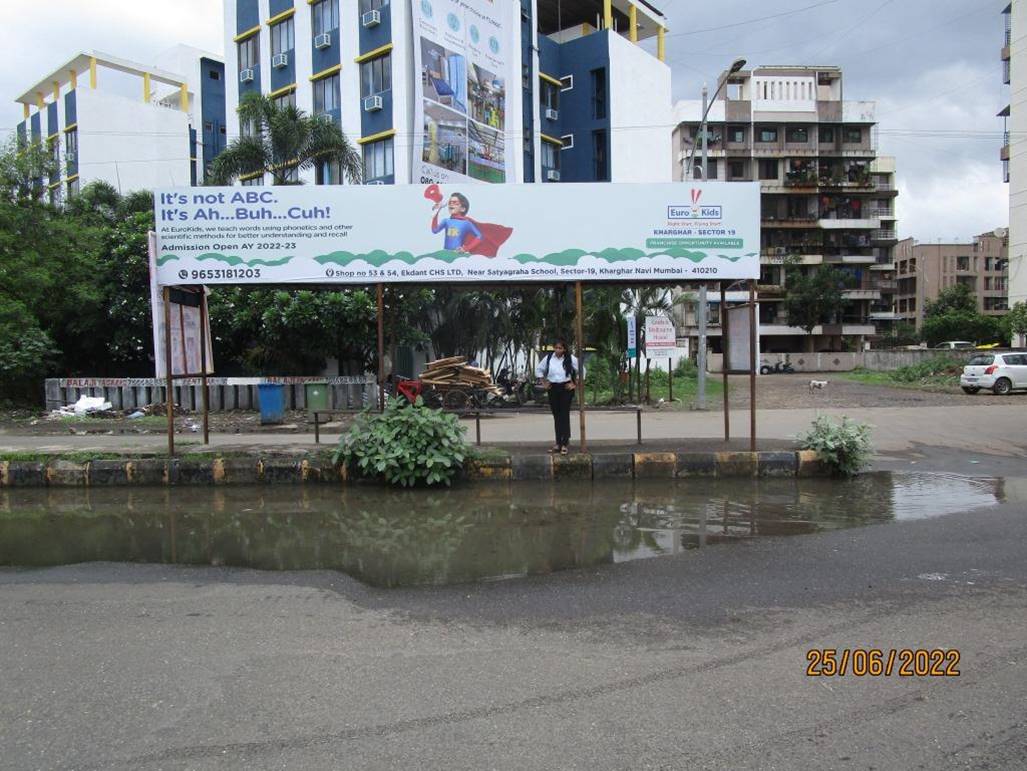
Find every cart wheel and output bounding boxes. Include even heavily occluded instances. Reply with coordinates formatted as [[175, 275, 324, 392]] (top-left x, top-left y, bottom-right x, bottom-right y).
[[444, 390, 469, 410], [423, 390, 443, 408]]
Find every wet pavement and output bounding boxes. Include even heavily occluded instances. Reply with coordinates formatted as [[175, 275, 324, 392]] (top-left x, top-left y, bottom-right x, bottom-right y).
[[0, 473, 1004, 588]]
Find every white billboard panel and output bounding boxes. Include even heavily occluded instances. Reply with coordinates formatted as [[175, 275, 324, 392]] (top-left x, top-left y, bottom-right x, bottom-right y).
[[153, 182, 760, 285]]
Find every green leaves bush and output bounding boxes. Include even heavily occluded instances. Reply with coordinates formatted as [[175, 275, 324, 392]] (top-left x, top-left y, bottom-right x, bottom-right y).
[[798, 416, 873, 476], [333, 399, 469, 487]]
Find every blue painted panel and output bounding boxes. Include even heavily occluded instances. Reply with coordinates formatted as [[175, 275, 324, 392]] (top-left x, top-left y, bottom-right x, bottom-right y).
[[269, 0, 293, 17], [550, 31, 610, 182], [520, 0, 534, 181], [237, 0, 259, 33], [269, 57, 296, 93], [64, 90, 77, 125], [47, 103, 58, 137], [311, 17, 342, 76], [30, 113, 41, 141], [359, 88, 393, 138], [200, 58, 227, 180], [359, 2, 391, 55], [16, 122, 26, 148], [189, 128, 198, 186], [240, 64, 261, 97]]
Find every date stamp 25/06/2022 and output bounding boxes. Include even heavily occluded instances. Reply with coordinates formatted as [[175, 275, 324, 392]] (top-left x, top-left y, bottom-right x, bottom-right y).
[[806, 648, 960, 677]]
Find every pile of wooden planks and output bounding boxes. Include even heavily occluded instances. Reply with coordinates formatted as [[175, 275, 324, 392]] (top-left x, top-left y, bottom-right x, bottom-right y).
[[420, 357, 499, 393]]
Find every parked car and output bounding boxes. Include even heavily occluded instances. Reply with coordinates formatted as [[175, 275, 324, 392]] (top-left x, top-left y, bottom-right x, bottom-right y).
[[935, 341, 975, 350], [960, 353, 1027, 395]]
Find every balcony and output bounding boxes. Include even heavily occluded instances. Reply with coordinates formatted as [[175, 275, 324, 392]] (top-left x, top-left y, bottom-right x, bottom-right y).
[[1002, 131, 1010, 161], [843, 289, 882, 301], [762, 216, 819, 229], [825, 253, 877, 265], [760, 250, 823, 265], [872, 229, 898, 243], [872, 279, 898, 291], [867, 207, 894, 219], [869, 310, 901, 321], [819, 218, 881, 230]]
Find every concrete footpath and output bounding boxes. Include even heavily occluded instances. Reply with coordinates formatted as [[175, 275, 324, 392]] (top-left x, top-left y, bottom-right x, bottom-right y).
[[2, 404, 1026, 457]]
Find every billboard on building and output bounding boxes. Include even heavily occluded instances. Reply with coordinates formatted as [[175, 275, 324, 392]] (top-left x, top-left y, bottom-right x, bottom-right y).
[[412, 0, 516, 184], [152, 182, 760, 285]]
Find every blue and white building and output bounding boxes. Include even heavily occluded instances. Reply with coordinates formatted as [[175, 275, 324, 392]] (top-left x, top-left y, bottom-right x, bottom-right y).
[[223, 0, 672, 185], [13, 45, 226, 201]]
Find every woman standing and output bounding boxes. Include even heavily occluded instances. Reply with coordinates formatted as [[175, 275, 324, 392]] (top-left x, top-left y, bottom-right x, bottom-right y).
[[535, 339, 583, 454]]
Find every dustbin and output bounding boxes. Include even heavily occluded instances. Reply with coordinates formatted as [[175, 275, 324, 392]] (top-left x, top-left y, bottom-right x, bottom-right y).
[[305, 382, 330, 413], [257, 383, 285, 425]]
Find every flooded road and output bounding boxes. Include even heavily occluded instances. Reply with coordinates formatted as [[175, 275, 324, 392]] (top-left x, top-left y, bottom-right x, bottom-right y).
[[0, 473, 1004, 587]]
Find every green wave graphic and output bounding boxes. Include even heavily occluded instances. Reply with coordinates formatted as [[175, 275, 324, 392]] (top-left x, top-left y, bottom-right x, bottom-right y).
[[315, 247, 750, 267], [160, 252, 295, 267]]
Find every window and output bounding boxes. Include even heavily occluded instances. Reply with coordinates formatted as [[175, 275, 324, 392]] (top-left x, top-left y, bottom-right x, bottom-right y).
[[956, 256, 970, 271], [541, 140, 559, 172], [363, 136, 394, 180], [757, 126, 778, 143], [559, 75, 573, 91], [697, 158, 718, 180], [64, 128, 77, 164], [786, 126, 808, 143], [541, 81, 559, 111], [241, 175, 264, 186], [728, 160, 746, 180], [313, 74, 340, 114], [590, 68, 606, 120], [361, 0, 389, 12], [592, 130, 607, 181], [728, 126, 745, 144], [209, 69, 221, 80], [843, 126, 862, 143], [67, 176, 79, 197], [560, 134, 574, 149], [819, 126, 835, 143], [360, 54, 392, 97], [281, 165, 299, 183], [271, 18, 295, 56], [312, 0, 340, 35], [273, 90, 296, 109], [238, 35, 259, 72], [758, 159, 778, 180]]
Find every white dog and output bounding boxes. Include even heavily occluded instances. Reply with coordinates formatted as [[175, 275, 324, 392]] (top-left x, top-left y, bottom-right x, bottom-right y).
[[808, 379, 828, 394]]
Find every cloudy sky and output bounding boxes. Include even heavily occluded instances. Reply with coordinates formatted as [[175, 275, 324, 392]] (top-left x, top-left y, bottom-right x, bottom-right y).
[[2, 0, 1008, 241]]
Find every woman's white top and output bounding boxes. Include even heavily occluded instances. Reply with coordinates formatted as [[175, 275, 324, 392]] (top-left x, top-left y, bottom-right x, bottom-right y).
[[535, 353, 582, 383]]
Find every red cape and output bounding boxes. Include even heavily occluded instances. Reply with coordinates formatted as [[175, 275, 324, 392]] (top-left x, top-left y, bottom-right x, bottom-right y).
[[466, 219, 513, 257]]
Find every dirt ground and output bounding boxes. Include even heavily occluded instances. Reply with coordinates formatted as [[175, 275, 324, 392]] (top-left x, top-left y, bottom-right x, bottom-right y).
[[2, 373, 1019, 438]]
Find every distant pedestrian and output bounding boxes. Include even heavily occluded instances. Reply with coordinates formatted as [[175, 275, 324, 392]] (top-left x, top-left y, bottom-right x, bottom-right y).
[[535, 338, 582, 454]]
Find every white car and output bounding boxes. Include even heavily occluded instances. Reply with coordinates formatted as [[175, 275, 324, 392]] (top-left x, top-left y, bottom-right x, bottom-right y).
[[936, 341, 976, 350], [960, 353, 1027, 395]]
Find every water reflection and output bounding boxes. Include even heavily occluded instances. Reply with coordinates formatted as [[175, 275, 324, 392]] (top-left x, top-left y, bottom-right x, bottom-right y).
[[0, 473, 1003, 588]]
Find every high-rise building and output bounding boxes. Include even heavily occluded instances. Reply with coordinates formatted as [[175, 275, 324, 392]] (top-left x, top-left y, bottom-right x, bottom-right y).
[[894, 231, 1010, 328], [1001, 2, 1026, 344], [671, 65, 899, 354], [13, 46, 226, 201], [222, 0, 672, 186]]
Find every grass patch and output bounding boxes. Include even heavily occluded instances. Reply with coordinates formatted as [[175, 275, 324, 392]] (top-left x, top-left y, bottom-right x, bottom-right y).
[[840, 356, 963, 392], [469, 446, 511, 462], [0, 451, 126, 464]]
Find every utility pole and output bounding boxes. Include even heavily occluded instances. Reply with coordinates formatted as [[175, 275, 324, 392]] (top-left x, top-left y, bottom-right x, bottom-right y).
[[697, 84, 709, 408]]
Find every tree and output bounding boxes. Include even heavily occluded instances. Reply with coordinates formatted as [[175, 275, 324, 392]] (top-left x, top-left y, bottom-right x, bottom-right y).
[[1007, 301, 1027, 344], [0, 137, 58, 204], [783, 265, 853, 351], [924, 283, 977, 319], [208, 93, 362, 185], [920, 312, 1004, 347]]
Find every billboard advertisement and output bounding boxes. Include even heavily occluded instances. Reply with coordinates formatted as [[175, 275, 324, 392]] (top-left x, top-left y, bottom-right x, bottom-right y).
[[153, 182, 760, 286], [412, 0, 517, 184]]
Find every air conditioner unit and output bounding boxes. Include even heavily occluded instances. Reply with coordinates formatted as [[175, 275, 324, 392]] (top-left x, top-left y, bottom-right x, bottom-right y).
[[546, 169, 560, 181], [362, 9, 381, 27], [366, 180, 385, 185], [239, 68, 255, 83], [363, 94, 383, 112], [272, 53, 289, 69], [545, 108, 558, 121], [314, 32, 331, 49], [65, 151, 76, 162]]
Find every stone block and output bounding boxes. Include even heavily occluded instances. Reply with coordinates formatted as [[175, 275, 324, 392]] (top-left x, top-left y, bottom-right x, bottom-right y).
[[633, 452, 676, 478], [592, 453, 634, 479], [511, 454, 553, 481]]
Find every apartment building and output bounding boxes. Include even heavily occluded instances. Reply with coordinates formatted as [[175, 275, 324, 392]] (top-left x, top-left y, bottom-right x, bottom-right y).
[[13, 46, 226, 200], [222, 0, 671, 186], [1001, 2, 1026, 344], [894, 231, 1010, 328], [670, 65, 899, 353]]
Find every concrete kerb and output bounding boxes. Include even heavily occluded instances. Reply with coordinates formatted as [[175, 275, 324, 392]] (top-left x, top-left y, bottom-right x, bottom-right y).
[[0, 450, 831, 487]]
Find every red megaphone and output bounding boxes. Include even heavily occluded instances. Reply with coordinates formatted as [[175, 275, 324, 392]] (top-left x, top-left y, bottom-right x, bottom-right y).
[[424, 184, 443, 204]]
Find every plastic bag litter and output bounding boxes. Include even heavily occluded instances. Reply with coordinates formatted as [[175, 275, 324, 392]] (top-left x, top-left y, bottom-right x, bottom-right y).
[[60, 396, 113, 416]]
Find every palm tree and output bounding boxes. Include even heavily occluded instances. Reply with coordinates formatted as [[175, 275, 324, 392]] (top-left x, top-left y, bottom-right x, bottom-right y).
[[208, 93, 362, 185]]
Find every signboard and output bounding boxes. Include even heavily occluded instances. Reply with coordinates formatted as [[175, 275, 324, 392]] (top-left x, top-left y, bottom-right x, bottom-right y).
[[626, 316, 637, 358], [412, 0, 517, 184], [644, 315, 676, 359], [153, 182, 760, 286], [725, 304, 760, 373], [149, 232, 214, 378]]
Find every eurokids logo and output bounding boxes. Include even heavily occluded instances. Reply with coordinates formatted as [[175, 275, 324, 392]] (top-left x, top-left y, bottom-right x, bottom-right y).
[[667, 189, 722, 220]]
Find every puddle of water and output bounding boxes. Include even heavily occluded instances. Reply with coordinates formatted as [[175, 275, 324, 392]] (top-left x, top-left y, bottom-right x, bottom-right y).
[[0, 472, 1004, 588]]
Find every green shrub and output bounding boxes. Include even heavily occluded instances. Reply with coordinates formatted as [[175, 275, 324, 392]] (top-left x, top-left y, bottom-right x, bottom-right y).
[[798, 416, 873, 476], [333, 399, 469, 487], [889, 356, 962, 383]]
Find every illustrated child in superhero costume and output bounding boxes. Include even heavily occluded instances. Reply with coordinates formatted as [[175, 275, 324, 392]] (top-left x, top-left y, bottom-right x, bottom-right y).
[[431, 192, 483, 252]]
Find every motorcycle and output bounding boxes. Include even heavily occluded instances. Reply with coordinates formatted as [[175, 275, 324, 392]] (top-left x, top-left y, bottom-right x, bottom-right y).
[[759, 359, 795, 375]]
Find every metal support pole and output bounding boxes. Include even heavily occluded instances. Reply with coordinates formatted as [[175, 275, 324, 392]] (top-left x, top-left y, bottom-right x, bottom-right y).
[[636, 407, 642, 445], [668, 357, 673, 402], [700, 84, 709, 180], [721, 282, 729, 441], [199, 292, 210, 445], [163, 287, 175, 457], [575, 281, 587, 453], [749, 279, 757, 452], [376, 283, 385, 412], [475, 412, 481, 446], [697, 283, 707, 408]]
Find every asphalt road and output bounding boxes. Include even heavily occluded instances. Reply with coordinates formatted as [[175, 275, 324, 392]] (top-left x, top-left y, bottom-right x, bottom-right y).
[[2, 487, 1026, 770]]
